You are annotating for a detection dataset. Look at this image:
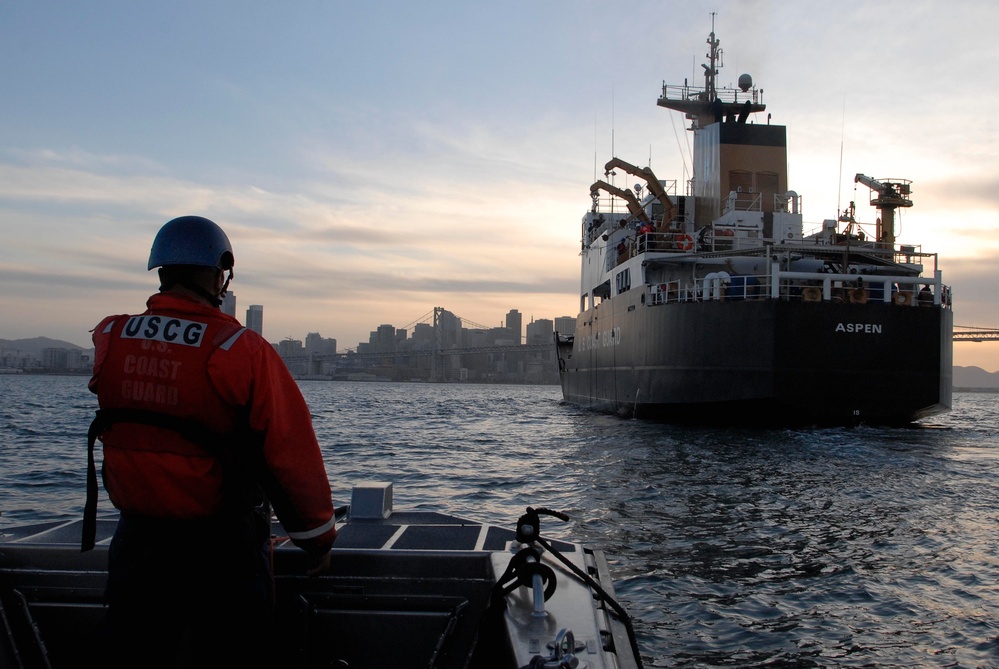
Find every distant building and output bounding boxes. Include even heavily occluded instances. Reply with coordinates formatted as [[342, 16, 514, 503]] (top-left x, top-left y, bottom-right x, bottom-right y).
[[306, 332, 337, 356], [305, 332, 323, 356], [526, 318, 554, 346], [371, 324, 396, 353], [506, 309, 523, 344], [246, 305, 263, 336], [221, 292, 237, 318], [278, 338, 303, 358], [411, 323, 434, 348], [438, 310, 462, 348], [554, 316, 576, 336], [41, 348, 68, 370]]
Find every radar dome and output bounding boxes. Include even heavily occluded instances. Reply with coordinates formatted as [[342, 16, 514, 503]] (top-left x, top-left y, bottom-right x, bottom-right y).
[[738, 73, 753, 92]]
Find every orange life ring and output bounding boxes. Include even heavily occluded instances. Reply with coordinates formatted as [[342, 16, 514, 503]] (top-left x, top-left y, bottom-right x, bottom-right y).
[[848, 288, 868, 304], [802, 287, 821, 302], [677, 234, 694, 251]]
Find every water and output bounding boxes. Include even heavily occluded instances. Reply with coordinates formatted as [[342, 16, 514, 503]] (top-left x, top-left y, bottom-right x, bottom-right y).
[[2, 374, 998, 668]]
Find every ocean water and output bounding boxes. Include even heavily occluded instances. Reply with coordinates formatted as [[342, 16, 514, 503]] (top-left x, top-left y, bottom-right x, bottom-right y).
[[2, 374, 998, 668]]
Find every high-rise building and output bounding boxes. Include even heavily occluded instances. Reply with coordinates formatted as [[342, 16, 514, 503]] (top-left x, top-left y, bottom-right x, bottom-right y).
[[221, 292, 236, 318], [373, 324, 396, 353], [554, 316, 576, 336], [305, 332, 324, 355], [526, 318, 554, 346], [305, 332, 337, 356], [246, 305, 263, 337], [506, 309, 523, 344]]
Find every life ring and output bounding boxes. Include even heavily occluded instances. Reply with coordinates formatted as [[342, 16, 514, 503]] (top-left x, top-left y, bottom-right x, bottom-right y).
[[677, 234, 694, 251], [848, 288, 868, 304], [802, 287, 821, 302], [894, 291, 912, 306]]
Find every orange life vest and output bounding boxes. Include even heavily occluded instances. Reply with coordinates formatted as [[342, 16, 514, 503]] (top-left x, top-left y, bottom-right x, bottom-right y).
[[86, 293, 336, 554]]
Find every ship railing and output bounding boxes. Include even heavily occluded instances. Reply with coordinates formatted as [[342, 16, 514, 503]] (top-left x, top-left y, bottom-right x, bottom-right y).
[[659, 83, 761, 106], [723, 190, 764, 214], [644, 268, 952, 309], [704, 225, 766, 252], [895, 245, 941, 275], [636, 231, 696, 255], [647, 280, 697, 305], [772, 267, 951, 308]]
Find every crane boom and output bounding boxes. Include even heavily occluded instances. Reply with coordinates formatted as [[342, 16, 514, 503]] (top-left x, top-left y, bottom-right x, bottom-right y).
[[603, 157, 679, 227], [589, 181, 651, 224], [854, 173, 913, 246]]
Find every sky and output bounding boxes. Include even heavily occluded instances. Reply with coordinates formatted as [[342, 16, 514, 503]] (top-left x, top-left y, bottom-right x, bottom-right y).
[[2, 1, 999, 369]]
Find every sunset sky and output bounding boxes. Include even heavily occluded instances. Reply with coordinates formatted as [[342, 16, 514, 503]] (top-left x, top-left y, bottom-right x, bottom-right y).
[[3, 1, 998, 369]]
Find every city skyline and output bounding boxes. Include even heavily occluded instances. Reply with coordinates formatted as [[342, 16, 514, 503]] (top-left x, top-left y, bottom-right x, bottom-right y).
[[260, 302, 573, 352], [0, 296, 573, 355]]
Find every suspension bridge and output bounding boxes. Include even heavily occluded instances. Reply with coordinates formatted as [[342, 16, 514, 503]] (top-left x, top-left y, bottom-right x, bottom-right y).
[[953, 326, 999, 342]]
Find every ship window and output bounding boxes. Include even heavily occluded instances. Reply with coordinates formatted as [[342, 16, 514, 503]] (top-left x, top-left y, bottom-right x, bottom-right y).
[[616, 268, 631, 294]]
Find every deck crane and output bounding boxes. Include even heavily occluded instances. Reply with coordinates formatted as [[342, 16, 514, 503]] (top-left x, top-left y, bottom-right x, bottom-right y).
[[589, 180, 651, 224], [603, 157, 679, 228], [854, 173, 913, 247]]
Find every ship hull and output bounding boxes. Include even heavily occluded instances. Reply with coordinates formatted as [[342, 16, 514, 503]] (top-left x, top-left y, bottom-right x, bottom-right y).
[[558, 292, 952, 426]]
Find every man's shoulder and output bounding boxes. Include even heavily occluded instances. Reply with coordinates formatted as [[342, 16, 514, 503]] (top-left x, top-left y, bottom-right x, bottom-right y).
[[212, 325, 276, 358], [91, 313, 132, 338]]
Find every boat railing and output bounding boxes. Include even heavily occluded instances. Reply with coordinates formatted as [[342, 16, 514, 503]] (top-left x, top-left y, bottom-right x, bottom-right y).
[[723, 190, 763, 214], [647, 280, 697, 305], [659, 83, 762, 107], [772, 268, 950, 307], [645, 267, 952, 309], [704, 225, 764, 252], [635, 231, 695, 255]]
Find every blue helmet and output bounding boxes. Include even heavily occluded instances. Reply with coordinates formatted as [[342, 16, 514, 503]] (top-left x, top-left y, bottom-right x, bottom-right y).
[[147, 216, 235, 271]]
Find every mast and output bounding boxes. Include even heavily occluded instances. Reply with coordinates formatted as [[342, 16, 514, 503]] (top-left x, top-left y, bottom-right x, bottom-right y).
[[656, 17, 783, 227], [704, 13, 719, 103], [657, 16, 765, 130]]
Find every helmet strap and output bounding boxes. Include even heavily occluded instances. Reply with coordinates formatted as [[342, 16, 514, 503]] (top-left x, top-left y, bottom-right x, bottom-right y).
[[181, 281, 224, 307], [220, 269, 233, 301]]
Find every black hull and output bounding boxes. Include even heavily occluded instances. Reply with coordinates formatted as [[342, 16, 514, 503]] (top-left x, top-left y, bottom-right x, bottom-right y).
[[557, 293, 952, 427]]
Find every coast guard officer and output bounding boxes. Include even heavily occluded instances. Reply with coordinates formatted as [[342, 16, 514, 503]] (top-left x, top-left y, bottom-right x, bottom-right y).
[[86, 215, 337, 667]]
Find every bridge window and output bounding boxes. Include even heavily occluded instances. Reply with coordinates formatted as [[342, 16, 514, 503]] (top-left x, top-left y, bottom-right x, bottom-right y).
[[616, 268, 631, 294]]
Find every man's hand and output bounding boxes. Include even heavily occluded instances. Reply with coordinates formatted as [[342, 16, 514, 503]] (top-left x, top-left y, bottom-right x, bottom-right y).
[[306, 550, 331, 577]]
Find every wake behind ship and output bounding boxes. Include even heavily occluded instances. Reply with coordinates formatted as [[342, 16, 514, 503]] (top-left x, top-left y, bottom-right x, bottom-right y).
[[555, 23, 953, 427]]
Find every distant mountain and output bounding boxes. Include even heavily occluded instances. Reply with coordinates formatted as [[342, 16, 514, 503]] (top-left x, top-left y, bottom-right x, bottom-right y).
[[954, 366, 999, 389], [0, 337, 88, 357]]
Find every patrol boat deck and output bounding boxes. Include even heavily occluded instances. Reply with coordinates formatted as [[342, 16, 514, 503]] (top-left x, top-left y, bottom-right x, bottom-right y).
[[0, 482, 642, 668]]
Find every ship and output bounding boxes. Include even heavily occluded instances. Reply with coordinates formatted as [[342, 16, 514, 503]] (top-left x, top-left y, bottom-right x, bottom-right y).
[[555, 22, 953, 427]]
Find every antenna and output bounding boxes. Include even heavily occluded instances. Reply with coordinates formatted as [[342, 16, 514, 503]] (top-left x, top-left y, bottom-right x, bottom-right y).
[[836, 96, 846, 218], [593, 112, 597, 182], [611, 82, 616, 158]]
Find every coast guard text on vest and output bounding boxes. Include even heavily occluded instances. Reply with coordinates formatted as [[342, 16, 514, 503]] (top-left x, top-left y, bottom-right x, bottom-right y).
[[121, 315, 207, 347]]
